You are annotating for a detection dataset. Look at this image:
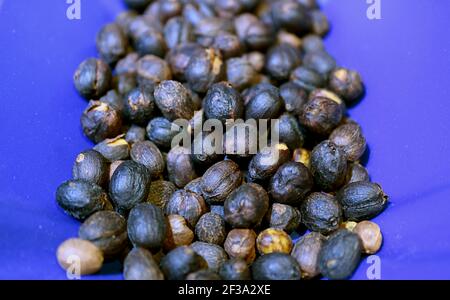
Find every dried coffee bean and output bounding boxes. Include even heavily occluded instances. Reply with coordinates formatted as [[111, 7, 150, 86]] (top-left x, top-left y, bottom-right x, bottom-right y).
[[166, 43, 203, 81], [243, 51, 265, 72], [256, 228, 293, 255], [280, 82, 308, 115], [224, 229, 257, 263], [353, 221, 383, 254], [301, 192, 343, 234], [81, 101, 123, 143], [247, 144, 291, 183], [96, 23, 128, 65], [129, 18, 166, 57], [72, 150, 109, 187], [203, 82, 244, 123], [310, 10, 330, 37], [318, 229, 362, 280], [337, 182, 388, 221], [346, 162, 370, 184], [252, 253, 301, 280], [136, 55, 172, 88], [56, 180, 112, 220], [165, 190, 207, 227], [160, 246, 207, 280], [213, 32, 243, 59], [127, 203, 167, 250], [185, 48, 225, 93], [300, 96, 344, 136], [117, 73, 138, 96], [146, 180, 176, 209], [146, 117, 180, 150], [303, 51, 336, 78], [268, 203, 301, 233], [79, 211, 127, 258], [302, 34, 325, 53], [330, 122, 366, 162], [109, 160, 151, 213], [269, 161, 313, 205], [191, 241, 228, 273], [157, 0, 183, 22], [164, 17, 194, 49], [310, 140, 348, 191], [213, 0, 250, 18], [130, 141, 165, 179], [270, 0, 311, 35], [244, 83, 282, 120], [186, 270, 221, 280], [94, 135, 130, 162], [184, 177, 203, 195], [277, 30, 302, 48], [154, 80, 194, 121], [291, 66, 325, 92], [115, 52, 139, 76], [194, 17, 234, 47], [125, 125, 146, 145], [123, 247, 164, 280], [210, 205, 225, 218], [56, 238, 104, 275], [124, 86, 155, 126], [164, 214, 194, 250], [275, 113, 304, 150], [116, 11, 138, 35], [291, 232, 326, 279], [167, 146, 199, 188], [224, 183, 269, 229], [329, 68, 364, 105], [265, 43, 302, 81], [195, 212, 227, 245], [100, 89, 124, 113], [226, 57, 259, 91], [73, 58, 112, 99], [234, 13, 272, 50], [219, 258, 251, 280], [185, 84, 203, 110], [201, 160, 243, 204]]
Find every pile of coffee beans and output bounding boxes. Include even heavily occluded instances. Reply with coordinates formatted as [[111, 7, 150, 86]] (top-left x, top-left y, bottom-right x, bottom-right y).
[[56, 0, 388, 280]]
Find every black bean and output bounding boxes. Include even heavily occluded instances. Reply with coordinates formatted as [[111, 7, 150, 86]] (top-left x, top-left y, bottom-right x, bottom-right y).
[[123, 247, 165, 280], [319, 229, 362, 279], [56, 179, 112, 220], [127, 203, 167, 250], [301, 192, 343, 234], [252, 253, 301, 280], [109, 160, 151, 213], [160, 246, 208, 280], [72, 150, 109, 187], [337, 182, 388, 221], [79, 211, 128, 258]]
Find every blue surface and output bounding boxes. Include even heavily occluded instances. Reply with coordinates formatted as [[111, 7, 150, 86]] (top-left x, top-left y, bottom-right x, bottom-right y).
[[1, 0, 450, 280]]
